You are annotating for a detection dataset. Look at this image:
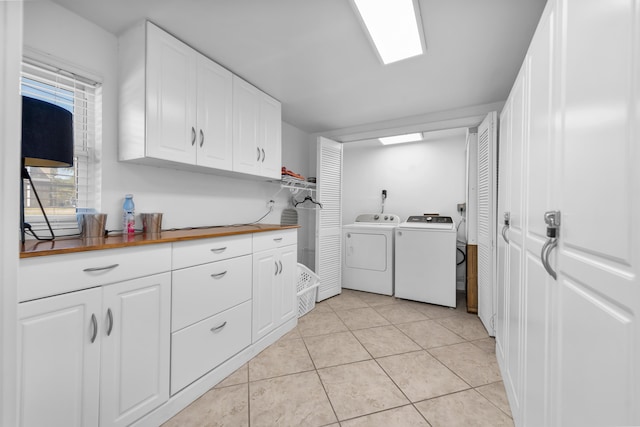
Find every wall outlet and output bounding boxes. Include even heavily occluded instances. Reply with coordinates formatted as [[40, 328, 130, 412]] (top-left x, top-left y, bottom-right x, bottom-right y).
[[267, 200, 275, 208], [457, 203, 466, 215]]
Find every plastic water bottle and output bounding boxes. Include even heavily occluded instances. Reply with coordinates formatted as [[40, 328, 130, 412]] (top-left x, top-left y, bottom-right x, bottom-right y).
[[123, 194, 135, 234]]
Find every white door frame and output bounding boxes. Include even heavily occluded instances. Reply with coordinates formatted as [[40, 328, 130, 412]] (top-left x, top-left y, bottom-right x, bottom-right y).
[[1, 2, 23, 425]]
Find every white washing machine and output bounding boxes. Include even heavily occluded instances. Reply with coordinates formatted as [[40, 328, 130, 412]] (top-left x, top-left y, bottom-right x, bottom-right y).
[[342, 213, 400, 295], [395, 215, 457, 307]]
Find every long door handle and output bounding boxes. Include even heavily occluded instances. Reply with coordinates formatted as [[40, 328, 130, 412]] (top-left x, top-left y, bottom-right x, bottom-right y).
[[191, 126, 196, 146], [199, 129, 204, 147], [541, 210, 561, 280], [501, 212, 510, 244], [261, 148, 266, 163], [278, 260, 283, 275], [257, 147, 261, 161], [274, 261, 279, 276], [90, 313, 98, 343], [106, 308, 114, 336]]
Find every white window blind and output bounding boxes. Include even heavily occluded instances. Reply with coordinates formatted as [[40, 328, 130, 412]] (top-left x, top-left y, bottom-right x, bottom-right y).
[[20, 58, 101, 233]]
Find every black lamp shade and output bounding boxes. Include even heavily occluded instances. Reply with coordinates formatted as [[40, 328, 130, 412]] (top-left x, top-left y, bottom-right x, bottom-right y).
[[22, 96, 74, 168]]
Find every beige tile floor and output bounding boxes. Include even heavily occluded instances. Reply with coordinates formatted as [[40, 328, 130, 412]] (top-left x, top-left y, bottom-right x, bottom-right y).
[[162, 290, 513, 427]]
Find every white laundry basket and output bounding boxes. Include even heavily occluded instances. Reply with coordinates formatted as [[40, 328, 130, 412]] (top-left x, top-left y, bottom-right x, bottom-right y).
[[296, 263, 320, 317]]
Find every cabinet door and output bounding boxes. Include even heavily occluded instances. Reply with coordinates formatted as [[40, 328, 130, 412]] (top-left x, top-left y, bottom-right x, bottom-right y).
[[17, 288, 101, 427], [551, 0, 640, 425], [259, 93, 282, 179], [100, 273, 171, 427], [146, 23, 197, 164], [278, 245, 298, 323], [252, 249, 278, 342], [196, 54, 233, 170], [232, 76, 261, 175]]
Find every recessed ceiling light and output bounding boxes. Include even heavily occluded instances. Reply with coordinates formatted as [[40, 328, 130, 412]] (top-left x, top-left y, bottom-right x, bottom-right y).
[[379, 133, 423, 145], [351, 0, 426, 65]]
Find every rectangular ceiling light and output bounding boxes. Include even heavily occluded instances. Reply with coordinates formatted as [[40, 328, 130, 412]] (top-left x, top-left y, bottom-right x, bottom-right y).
[[379, 133, 423, 145], [352, 0, 425, 65]]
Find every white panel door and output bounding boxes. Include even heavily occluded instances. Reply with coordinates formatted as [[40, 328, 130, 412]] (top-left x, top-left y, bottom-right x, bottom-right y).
[[259, 93, 282, 179], [477, 111, 497, 335], [252, 249, 277, 341], [196, 53, 232, 170], [315, 137, 342, 301], [146, 23, 197, 164], [551, 0, 640, 424], [278, 245, 298, 323], [17, 288, 101, 427], [232, 76, 260, 175], [521, 5, 555, 426], [496, 100, 511, 371], [100, 273, 170, 427]]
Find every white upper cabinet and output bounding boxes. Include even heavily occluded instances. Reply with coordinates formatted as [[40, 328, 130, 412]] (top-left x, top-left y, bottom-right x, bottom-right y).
[[119, 21, 280, 178], [232, 76, 282, 179]]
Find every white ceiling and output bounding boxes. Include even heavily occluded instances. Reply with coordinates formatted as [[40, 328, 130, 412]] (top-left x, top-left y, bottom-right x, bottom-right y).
[[49, 0, 547, 135]]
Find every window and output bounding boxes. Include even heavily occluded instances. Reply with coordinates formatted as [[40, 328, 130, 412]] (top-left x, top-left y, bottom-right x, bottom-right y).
[[20, 57, 101, 234]]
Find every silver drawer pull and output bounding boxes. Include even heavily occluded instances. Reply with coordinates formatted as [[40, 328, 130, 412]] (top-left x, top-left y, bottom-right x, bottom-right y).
[[210, 321, 227, 333], [83, 264, 119, 272], [210, 247, 227, 254], [210, 271, 228, 279], [273, 237, 283, 242]]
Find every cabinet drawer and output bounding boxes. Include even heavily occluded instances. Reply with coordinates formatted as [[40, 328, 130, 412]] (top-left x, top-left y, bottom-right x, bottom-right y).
[[19, 244, 172, 302], [172, 255, 251, 331], [172, 235, 251, 270], [171, 300, 251, 394], [253, 229, 297, 253]]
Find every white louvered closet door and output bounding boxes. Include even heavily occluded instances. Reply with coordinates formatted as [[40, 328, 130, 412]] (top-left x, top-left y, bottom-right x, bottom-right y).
[[477, 112, 497, 336], [315, 137, 342, 301]]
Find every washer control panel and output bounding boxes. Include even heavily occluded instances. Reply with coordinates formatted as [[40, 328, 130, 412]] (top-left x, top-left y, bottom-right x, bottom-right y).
[[355, 213, 400, 224], [406, 215, 453, 224], [400, 215, 455, 230]]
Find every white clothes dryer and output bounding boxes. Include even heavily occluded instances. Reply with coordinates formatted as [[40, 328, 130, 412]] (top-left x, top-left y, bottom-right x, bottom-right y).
[[342, 213, 400, 296], [395, 215, 457, 307]]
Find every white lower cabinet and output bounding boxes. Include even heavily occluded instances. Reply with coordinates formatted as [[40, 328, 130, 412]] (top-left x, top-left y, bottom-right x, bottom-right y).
[[171, 301, 251, 393], [17, 272, 171, 427], [17, 287, 101, 427], [170, 235, 253, 395], [252, 230, 297, 342], [100, 274, 171, 427]]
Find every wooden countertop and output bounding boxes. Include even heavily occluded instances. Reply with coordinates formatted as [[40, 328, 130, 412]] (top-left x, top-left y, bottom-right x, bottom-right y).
[[20, 224, 300, 258]]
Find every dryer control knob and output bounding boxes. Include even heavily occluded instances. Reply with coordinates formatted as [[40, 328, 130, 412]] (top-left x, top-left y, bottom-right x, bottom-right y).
[[426, 216, 433, 221], [384, 215, 388, 220], [374, 214, 380, 220], [390, 216, 394, 220]]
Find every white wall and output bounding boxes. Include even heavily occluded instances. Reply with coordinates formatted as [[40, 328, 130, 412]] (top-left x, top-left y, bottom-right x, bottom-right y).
[[23, 1, 313, 254], [342, 135, 467, 224]]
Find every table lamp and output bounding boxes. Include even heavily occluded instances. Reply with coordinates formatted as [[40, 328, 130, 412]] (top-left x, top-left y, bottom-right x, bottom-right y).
[[21, 96, 74, 243]]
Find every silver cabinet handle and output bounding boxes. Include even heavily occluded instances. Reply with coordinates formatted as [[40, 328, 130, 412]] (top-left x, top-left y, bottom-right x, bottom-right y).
[[261, 148, 265, 163], [257, 147, 261, 161], [273, 237, 283, 242], [83, 263, 119, 272], [274, 261, 279, 275], [191, 126, 196, 146], [210, 247, 227, 254], [541, 210, 561, 280], [278, 260, 283, 275], [501, 212, 510, 244], [211, 271, 227, 279], [106, 308, 114, 336], [199, 129, 204, 147], [210, 321, 227, 333], [90, 313, 98, 343]]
